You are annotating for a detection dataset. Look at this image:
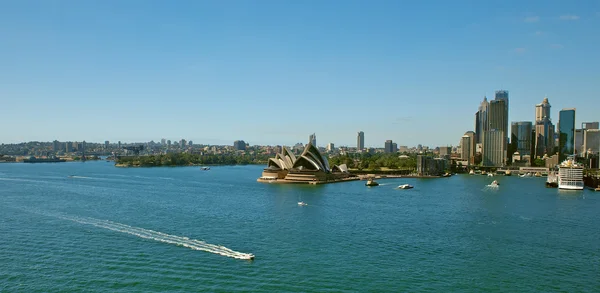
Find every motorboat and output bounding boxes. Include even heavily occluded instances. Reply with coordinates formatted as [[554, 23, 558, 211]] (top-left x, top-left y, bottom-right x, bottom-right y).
[[200, 167, 210, 170], [469, 170, 475, 175], [442, 173, 451, 177], [365, 178, 379, 187], [297, 201, 308, 206], [489, 180, 500, 187], [487, 173, 494, 177], [397, 184, 414, 189], [505, 170, 512, 176]]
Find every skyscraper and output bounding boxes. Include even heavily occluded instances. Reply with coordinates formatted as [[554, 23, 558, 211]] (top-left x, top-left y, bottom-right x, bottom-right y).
[[535, 97, 555, 157], [233, 140, 246, 150], [326, 143, 335, 152], [463, 131, 475, 163], [384, 140, 394, 153], [493, 90, 509, 159], [357, 131, 365, 150], [461, 135, 471, 161], [475, 97, 489, 144], [487, 98, 507, 164], [309, 133, 316, 146], [482, 129, 504, 167], [559, 108, 576, 161], [510, 122, 533, 160], [53, 140, 60, 153], [104, 140, 110, 149]]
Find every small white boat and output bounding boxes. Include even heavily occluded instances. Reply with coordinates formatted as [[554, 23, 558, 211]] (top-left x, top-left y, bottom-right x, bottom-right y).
[[489, 180, 500, 187], [200, 166, 210, 170], [298, 201, 308, 206], [487, 173, 494, 177], [469, 170, 475, 175], [397, 184, 414, 189]]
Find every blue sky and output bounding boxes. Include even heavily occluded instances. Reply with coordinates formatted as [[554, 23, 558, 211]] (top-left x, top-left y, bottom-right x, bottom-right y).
[[1, 1, 599, 147]]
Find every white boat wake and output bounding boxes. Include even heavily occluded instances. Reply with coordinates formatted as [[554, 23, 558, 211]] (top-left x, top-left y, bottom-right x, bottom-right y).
[[58, 214, 255, 260]]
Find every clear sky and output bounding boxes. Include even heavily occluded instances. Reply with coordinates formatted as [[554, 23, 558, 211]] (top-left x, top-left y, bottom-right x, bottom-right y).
[[1, 1, 599, 147]]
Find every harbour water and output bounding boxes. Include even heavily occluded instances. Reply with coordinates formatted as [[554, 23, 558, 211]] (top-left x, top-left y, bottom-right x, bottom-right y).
[[1, 162, 599, 292]]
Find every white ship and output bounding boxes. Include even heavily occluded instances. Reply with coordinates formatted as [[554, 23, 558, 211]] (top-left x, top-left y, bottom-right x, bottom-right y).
[[557, 158, 584, 190]]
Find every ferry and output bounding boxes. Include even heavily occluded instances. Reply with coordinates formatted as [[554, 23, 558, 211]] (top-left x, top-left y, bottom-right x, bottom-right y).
[[545, 172, 558, 188], [557, 158, 584, 190]]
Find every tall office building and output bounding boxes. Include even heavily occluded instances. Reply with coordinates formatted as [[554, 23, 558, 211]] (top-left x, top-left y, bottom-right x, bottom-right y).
[[104, 141, 110, 149], [357, 131, 365, 150], [233, 140, 246, 150], [180, 139, 186, 148], [309, 133, 317, 146], [583, 129, 600, 157], [384, 140, 394, 153], [494, 90, 509, 153], [461, 135, 471, 161], [166, 140, 171, 147], [326, 143, 335, 152], [535, 97, 555, 157], [482, 129, 504, 167], [475, 97, 489, 144], [510, 122, 533, 160], [161, 138, 166, 145], [53, 140, 60, 152], [65, 142, 72, 153], [558, 108, 576, 162], [486, 98, 507, 164]]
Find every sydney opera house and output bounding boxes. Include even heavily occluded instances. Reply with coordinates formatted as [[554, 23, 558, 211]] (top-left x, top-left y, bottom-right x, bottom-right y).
[[258, 142, 355, 184]]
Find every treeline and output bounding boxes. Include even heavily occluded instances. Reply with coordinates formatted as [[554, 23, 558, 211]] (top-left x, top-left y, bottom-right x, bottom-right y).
[[327, 153, 418, 170], [116, 153, 271, 167]]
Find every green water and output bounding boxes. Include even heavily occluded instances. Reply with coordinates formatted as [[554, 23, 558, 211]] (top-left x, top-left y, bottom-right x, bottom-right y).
[[1, 162, 599, 292]]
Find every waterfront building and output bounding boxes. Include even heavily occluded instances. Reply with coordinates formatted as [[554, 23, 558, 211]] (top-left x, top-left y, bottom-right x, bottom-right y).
[[535, 97, 555, 158], [510, 122, 533, 162], [384, 140, 394, 153], [416, 155, 447, 176], [260, 142, 350, 183], [234, 140, 246, 151], [309, 133, 317, 147], [559, 109, 576, 162], [357, 131, 364, 151], [482, 129, 504, 167]]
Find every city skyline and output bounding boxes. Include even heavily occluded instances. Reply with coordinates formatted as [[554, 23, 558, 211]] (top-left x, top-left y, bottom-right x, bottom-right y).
[[1, 1, 599, 146]]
